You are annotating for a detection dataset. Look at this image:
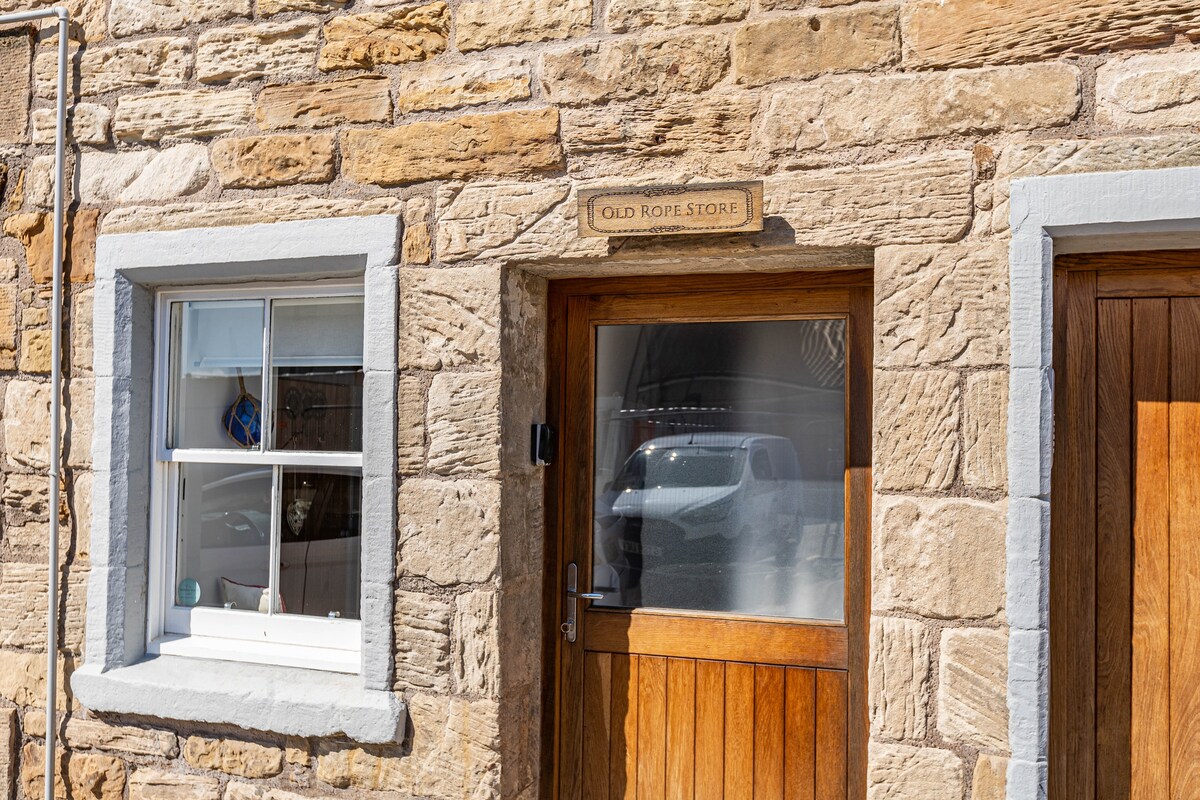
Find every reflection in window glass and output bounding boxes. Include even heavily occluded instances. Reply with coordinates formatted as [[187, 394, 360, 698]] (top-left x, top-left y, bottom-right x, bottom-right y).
[[592, 320, 846, 621], [278, 467, 361, 619]]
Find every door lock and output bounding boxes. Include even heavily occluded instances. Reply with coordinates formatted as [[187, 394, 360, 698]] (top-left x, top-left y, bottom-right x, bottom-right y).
[[562, 562, 603, 643]]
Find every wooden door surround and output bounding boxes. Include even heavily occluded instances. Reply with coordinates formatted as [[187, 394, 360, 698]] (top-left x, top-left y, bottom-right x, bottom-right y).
[[543, 271, 872, 800], [1052, 251, 1200, 800]]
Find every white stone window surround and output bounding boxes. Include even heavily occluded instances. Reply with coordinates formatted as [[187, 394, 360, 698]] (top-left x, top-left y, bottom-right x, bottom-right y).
[[1007, 166, 1200, 799], [72, 215, 405, 744]]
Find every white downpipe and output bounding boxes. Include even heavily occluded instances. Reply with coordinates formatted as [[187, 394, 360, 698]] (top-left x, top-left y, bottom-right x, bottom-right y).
[[0, 8, 69, 800]]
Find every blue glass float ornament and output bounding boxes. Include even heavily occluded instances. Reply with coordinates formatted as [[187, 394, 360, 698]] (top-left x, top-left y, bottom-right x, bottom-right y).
[[222, 374, 261, 448]]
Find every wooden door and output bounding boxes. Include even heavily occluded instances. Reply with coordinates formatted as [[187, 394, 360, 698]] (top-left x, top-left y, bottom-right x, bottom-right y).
[[547, 272, 871, 800], [1052, 254, 1200, 800]]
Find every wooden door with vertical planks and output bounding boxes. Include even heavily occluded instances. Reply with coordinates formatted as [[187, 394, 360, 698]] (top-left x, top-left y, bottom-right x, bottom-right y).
[[1052, 254, 1200, 800], [547, 272, 871, 800]]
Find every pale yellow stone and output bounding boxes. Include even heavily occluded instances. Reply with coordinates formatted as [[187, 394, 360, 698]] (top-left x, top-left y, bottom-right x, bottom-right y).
[[1097, 51, 1200, 129], [427, 371, 501, 476], [939, 628, 1009, 751], [402, 196, 432, 265], [101, 195, 402, 234], [342, 107, 562, 186], [398, 267, 500, 370], [456, 590, 499, 696], [211, 134, 335, 189], [393, 589, 451, 691], [397, 375, 426, 473], [128, 769, 221, 800], [397, 479, 500, 585], [0, 563, 87, 651], [65, 718, 179, 757], [0, 649, 73, 709], [319, 2, 449, 71], [0, 31, 31, 144], [222, 783, 263, 800], [971, 754, 1008, 800], [35, 37, 189, 97], [867, 742, 963, 800], [109, 0, 250, 37], [0, 709, 13, 800], [0, 285, 16, 350], [183, 736, 284, 779], [733, 6, 898, 88], [283, 737, 309, 766], [457, 0, 590, 51], [5, 380, 51, 470], [71, 288, 93, 375], [0, 0, 105, 42], [3, 473, 48, 525], [395, 57, 531, 114], [22, 743, 126, 800], [874, 370, 960, 491], [607, 0, 748, 31], [197, 21, 320, 83], [964, 371, 1008, 492], [874, 496, 1006, 620], [256, 75, 392, 130], [115, 89, 253, 142], [259, 0, 345, 14], [22, 308, 46, 328], [33, 105, 111, 146], [869, 617, 930, 741]]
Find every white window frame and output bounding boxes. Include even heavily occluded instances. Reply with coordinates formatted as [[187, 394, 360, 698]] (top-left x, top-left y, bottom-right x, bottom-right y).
[[147, 282, 366, 674]]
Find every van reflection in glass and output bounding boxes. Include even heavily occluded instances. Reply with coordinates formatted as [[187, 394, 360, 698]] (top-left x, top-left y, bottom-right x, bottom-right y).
[[592, 320, 846, 621]]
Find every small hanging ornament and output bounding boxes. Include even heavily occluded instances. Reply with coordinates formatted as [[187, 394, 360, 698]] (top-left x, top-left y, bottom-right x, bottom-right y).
[[222, 373, 262, 448]]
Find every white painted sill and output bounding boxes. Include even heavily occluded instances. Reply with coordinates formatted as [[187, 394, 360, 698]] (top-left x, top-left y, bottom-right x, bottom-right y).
[[72, 655, 405, 744]]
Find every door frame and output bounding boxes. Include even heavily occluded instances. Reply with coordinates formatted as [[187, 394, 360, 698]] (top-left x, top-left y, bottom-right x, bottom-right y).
[[539, 269, 874, 800]]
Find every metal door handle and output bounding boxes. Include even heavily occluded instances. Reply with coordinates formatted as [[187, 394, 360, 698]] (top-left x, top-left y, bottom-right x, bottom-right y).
[[562, 563, 601, 643], [569, 590, 604, 600]]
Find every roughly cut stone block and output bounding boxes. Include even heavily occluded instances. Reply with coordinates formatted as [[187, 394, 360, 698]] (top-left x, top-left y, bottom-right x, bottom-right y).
[[183, 736, 284, 779], [0, 0, 105, 41], [0, 286, 15, 351], [211, 134, 335, 188], [971, 754, 1008, 800], [398, 267, 500, 369], [455, 590, 499, 696], [562, 93, 754, 161], [71, 288, 93, 375], [874, 370, 960, 491], [963, 371, 1008, 491], [869, 617, 930, 741], [33, 104, 112, 145], [402, 197, 432, 265], [101, 195, 402, 234], [607, 0, 748, 31], [66, 718, 179, 757], [733, 6, 898, 88], [257, 75, 392, 129], [874, 497, 1006, 620], [5, 381, 49, 470], [319, 2, 449, 71], [901, 0, 1200, 69], [0, 709, 13, 800], [0, 564, 87, 651], [115, 88, 253, 142], [397, 479, 500, 585], [875, 243, 1008, 368], [1097, 51, 1200, 129], [342, 107, 561, 185], [393, 589, 452, 691], [110, 0, 250, 37], [259, 0, 346, 14], [867, 742, 963, 800], [397, 375, 426, 472], [541, 31, 728, 106], [395, 57, 531, 114], [939, 628, 1009, 751], [23, 743, 126, 800], [21, 329, 51, 373], [128, 769, 221, 800], [0, 30, 31, 144], [79, 145, 211, 204], [197, 21, 319, 83], [457, 0, 590, 51], [763, 152, 973, 247], [427, 371, 501, 476], [36, 37, 189, 97], [758, 63, 1079, 153]]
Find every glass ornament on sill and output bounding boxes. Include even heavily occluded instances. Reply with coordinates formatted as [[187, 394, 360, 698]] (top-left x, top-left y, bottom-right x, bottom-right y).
[[222, 373, 262, 449]]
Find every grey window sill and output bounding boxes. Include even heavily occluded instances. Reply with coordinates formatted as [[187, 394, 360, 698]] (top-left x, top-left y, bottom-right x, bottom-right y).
[[72, 655, 405, 744]]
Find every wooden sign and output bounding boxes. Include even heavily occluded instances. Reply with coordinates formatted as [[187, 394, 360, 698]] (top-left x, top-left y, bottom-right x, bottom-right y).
[[578, 181, 764, 238]]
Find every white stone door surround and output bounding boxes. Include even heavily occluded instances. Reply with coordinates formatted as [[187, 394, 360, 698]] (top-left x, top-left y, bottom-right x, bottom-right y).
[[1007, 166, 1200, 799]]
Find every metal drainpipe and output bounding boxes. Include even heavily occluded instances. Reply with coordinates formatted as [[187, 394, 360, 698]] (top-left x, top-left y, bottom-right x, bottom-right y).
[[0, 8, 69, 800]]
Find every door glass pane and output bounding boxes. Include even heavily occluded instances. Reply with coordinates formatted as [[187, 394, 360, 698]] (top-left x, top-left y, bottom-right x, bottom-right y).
[[175, 463, 273, 612], [170, 300, 265, 450], [277, 467, 361, 619], [270, 297, 364, 452], [592, 319, 846, 621]]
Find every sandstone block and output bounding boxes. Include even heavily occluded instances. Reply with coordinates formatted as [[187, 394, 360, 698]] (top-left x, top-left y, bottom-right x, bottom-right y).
[[901, 0, 1200, 69], [259, 0, 345, 14], [455, 590, 499, 696], [456, 0, 590, 51], [759, 63, 1078, 153], [541, 32, 727, 106], [0, 650, 72, 709], [875, 496, 1006, 620], [395, 57, 531, 114], [1097, 51, 1200, 129], [79, 145, 211, 204], [939, 628, 1009, 751], [33, 104, 111, 146], [0, 709, 13, 800], [397, 375, 426, 473], [869, 617, 930, 741], [971, 754, 1008, 800], [109, 0, 250, 37], [101, 195, 402, 234], [0, 285, 17, 350], [874, 370, 960, 491], [763, 152, 973, 247], [0, 31, 32, 144], [402, 196, 432, 265], [211, 134, 335, 189], [36, 37, 189, 97], [283, 737, 308, 766], [733, 6, 897, 88], [115, 88, 253, 142], [319, 2, 449, 71], [5, 381, 50, 470], [71, 288, 93, 375], [197, 21, 319, 83], [0, 563, 87, 651], [66, 718, 178, 757], [222, 783, 262, 800], [393, 589, 452, 691], [875, 243, 1008, 368], [183, 736, 284, 779], [562, 93, 754, 162], [608, 0, 748, 31], [22, 308, 47, 328], [129, 769, 220, 800], [0, 0, 105, 41], [867, 742, 963, 800], [21, 329, 51, 373], [4, 474, 49, 529], [427, 371, 501, 476], [398, 267, 500, 369], [964, 371, 1008, 491], [23, 743, 126, 800], [397, 479, 500, 585], [257, 75, 392, 129], [343, 107, 561, 185]]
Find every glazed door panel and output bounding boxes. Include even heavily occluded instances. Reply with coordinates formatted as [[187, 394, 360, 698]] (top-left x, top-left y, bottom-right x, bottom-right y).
[[549, 274, 871, 800]]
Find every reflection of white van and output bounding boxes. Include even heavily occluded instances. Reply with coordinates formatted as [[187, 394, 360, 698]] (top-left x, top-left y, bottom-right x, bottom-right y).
[[608, 433, 803, 542]]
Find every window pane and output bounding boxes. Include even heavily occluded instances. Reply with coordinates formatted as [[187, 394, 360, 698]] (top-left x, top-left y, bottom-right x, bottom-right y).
[[170, 300, 265, 450], [592, 319, 846, 621], [270, 297, 364, 452], [175, 463, 273, 612], [277, 467, 361, 619]]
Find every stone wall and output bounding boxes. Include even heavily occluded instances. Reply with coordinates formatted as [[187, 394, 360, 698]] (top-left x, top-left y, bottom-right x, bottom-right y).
[[0, 0, 1198, 798]]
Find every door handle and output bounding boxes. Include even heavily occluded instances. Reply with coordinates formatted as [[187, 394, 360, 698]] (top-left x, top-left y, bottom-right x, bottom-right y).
[[561, 563, 603, 643]]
